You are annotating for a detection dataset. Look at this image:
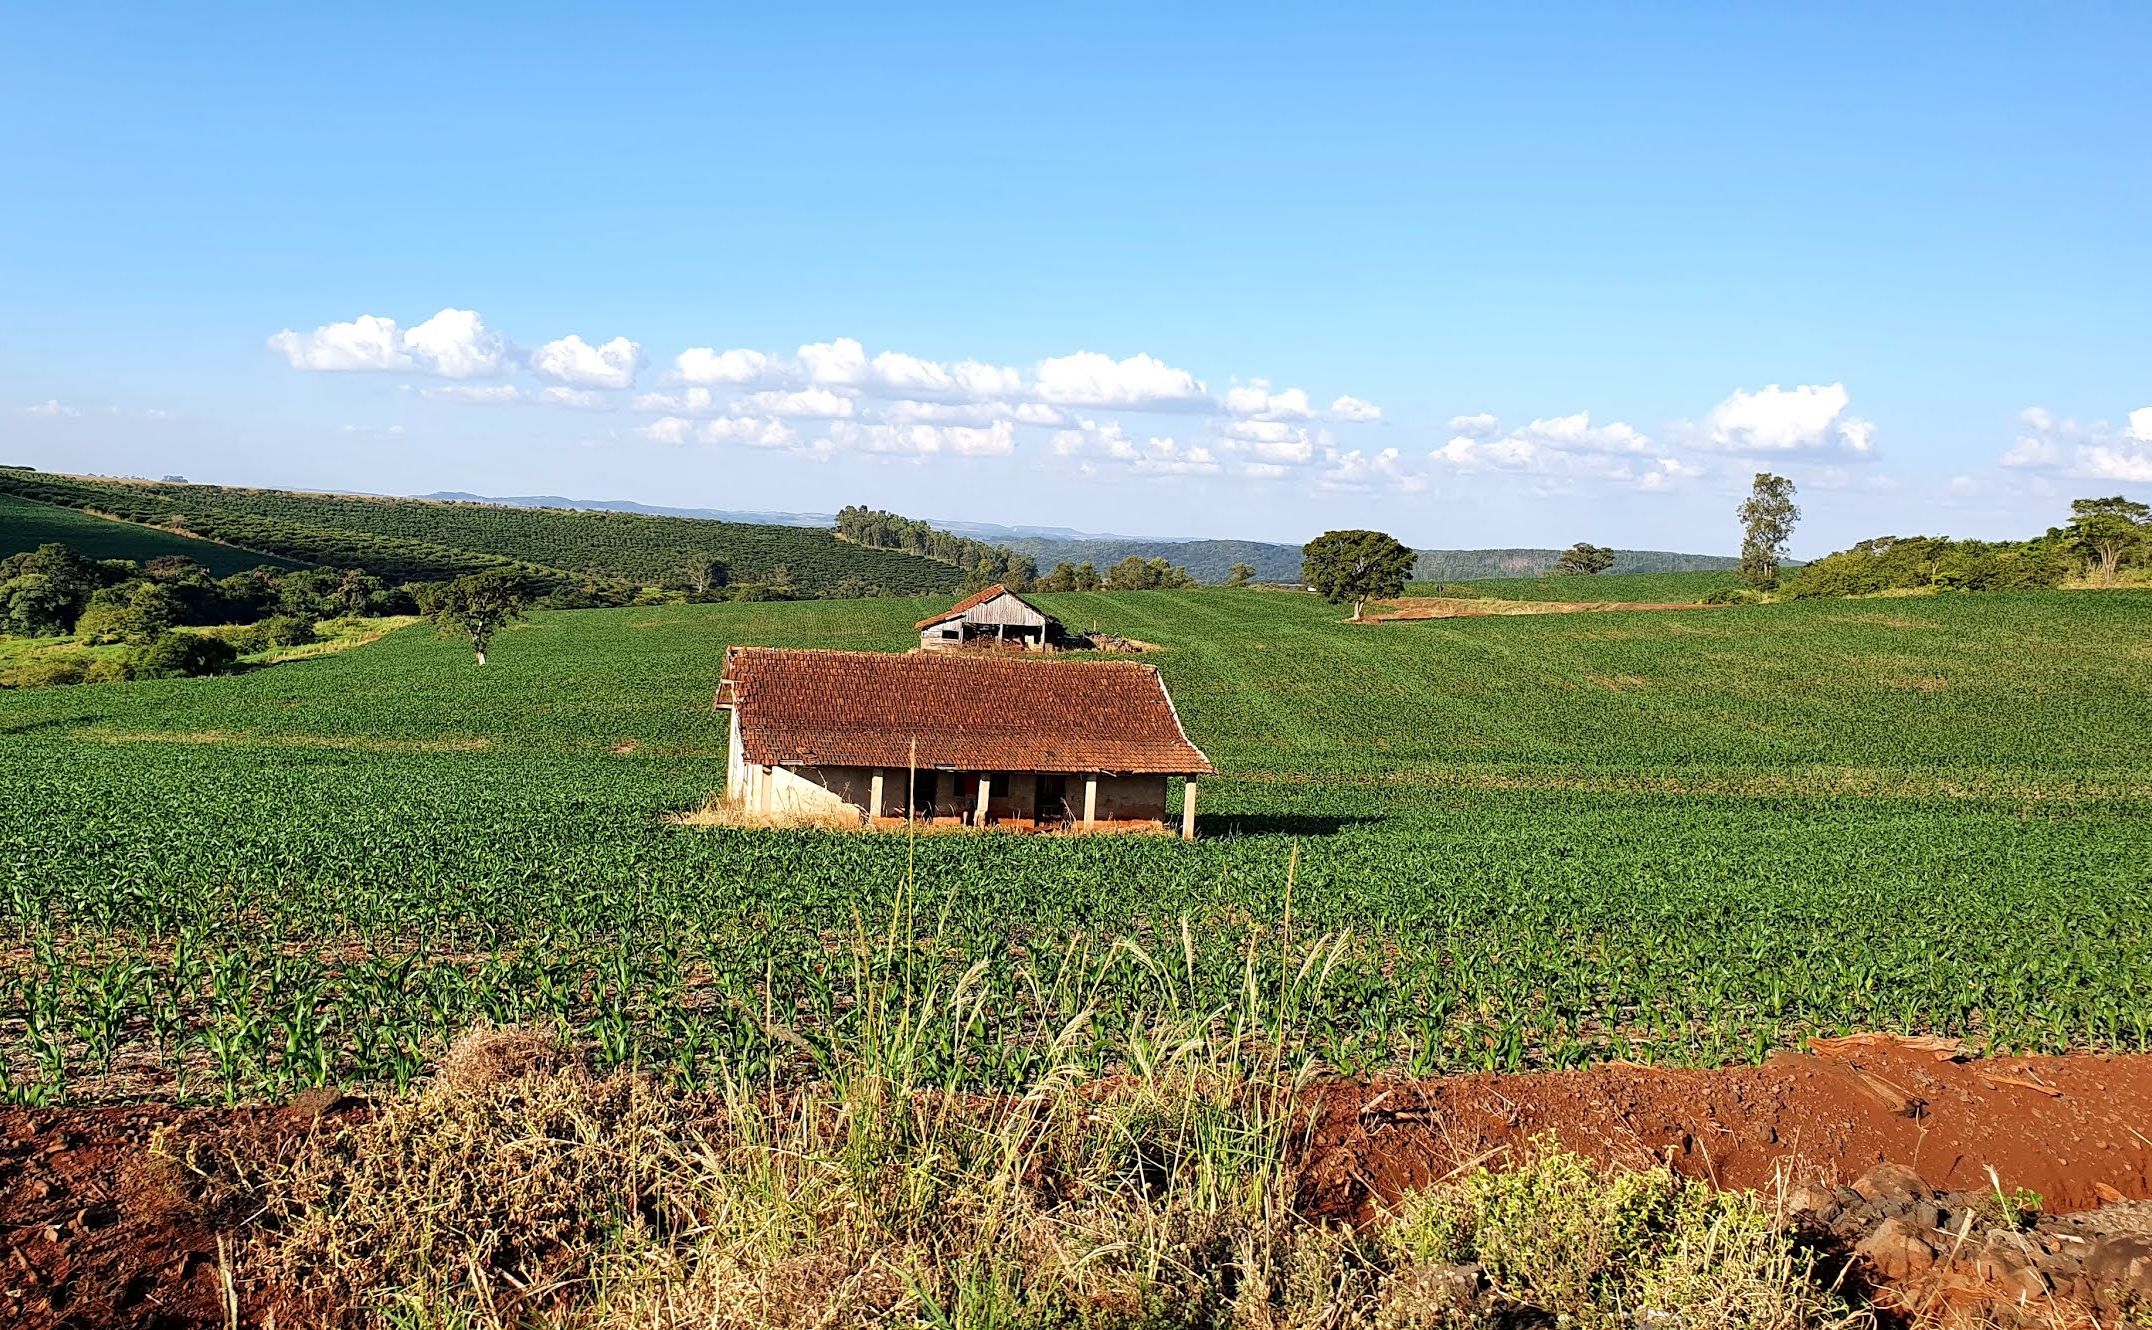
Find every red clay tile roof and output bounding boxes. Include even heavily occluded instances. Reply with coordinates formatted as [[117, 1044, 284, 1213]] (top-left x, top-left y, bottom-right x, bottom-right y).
[[914, 584, 1051, 631], [718, 647, 1214, 775]]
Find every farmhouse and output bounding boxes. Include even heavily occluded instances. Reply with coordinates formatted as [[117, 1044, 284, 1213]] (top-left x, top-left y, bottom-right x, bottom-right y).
[[715, 647, 1213, 836], [915, 584, 1061, 651]]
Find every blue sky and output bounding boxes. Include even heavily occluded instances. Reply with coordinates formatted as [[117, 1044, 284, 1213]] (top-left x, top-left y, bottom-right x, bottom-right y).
[[4, 4, 2148, 554]]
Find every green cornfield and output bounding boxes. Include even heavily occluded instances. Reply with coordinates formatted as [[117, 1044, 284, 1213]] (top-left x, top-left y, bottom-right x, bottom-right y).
[[3, 587, 2149, 1105]]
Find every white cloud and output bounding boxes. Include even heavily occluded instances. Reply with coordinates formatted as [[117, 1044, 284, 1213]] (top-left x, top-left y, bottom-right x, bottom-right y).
[[704, 416, 800, 448], [402, 309, 507, 379], [1701, 383, 1874, 454], [531, 334, 643, 389], [1224, 380, 1312, 420], [640, 415, 799, 449], [798, 338, 870, 386], [2077, 447, 2152, 483], [538, 386, 609, 410], [1636, 457, 1706, 492], [885, 398, 1065, 427], [1214, 419, 1315, 464], [1053, 418, 1138, 461], [1329, 395, 1383, 423], [747, 386, 856, 419], [825, 419, 1016, 457], [1243, 461, 1291, 479], [423, 384, 524, 405], [1033, 351, 1208, 410], [675, 346, 777, 385], [1430, 410, 1649, 473], [269, 314, 412, 373], [631, 387, 720, 415], [270, 309, 504, 378], [2001, 405, 2152, 481], [22, 399, 81, 417], [1319, 446, 1425, 494]]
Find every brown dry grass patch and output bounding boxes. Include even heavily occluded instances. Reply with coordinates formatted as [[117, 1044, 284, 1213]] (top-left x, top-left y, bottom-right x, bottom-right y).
[[1367, 597, 1723, 622]]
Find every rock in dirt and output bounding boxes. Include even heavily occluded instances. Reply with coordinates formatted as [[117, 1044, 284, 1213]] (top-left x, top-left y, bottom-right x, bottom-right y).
[[1786, 1181, 1841, 1221], [2085, 1234, 2152, 1298], [1851, 1161, 1932, 1205], [1857, 1215, 1939, 1283]]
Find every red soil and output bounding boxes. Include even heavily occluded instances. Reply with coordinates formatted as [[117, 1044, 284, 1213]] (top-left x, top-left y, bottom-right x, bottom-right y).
[[0, 1091, 367, 1330], [1301, 1036, 2152, 1222], [8, 1039, 2152, 1328]]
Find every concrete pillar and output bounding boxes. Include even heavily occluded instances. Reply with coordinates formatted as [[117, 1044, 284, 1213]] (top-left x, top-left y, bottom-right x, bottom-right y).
[[1083, 775, 1098, 828], [869, 769, 885, 819], [758, 764, 773, 815], [976, 773, 992, 825], [1181, 780, 1198, 840]]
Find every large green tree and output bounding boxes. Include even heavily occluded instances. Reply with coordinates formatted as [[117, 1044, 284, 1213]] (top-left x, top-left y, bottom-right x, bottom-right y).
[[2064, 495, 2151, 582], [1737, 474, 1800, 590], [1553, 542, 1616, 575], [420, 567, 531, 665], [1301, 529, 1416, 620]]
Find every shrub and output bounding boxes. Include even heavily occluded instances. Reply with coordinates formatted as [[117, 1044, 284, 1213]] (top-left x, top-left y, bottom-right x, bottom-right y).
[[11, 657, 88, 688], [81, 655, 135, 684], [244, 614, 319, 652], [131, 631, 239, 679], [1701, 587, 1770, 606]]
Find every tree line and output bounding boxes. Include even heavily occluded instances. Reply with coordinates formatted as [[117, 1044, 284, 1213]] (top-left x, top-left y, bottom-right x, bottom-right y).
[[836, 505, 1202, 592], [834, 505, 1039, 591]]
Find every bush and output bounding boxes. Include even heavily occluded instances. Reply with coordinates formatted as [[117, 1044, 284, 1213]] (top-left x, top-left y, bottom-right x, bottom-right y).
[[11, 657, 87, 688], [242, 614, 319, 652], [131, 631, 239, 679], [82, 655, 134, 684], [1701, 587, 1770, 606]]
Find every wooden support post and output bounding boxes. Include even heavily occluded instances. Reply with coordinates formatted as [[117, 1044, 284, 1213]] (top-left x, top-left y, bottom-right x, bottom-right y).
[[1181, 780, 1198, 840], [1082, 775, 1098, 828], [869, 769, 886, 820], [976, 773, 992, 825]]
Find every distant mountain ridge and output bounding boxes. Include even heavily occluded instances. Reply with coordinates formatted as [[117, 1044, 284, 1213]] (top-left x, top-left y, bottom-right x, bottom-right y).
[[1007, 537, 1740, 585], [417, 490, 1738, 585]]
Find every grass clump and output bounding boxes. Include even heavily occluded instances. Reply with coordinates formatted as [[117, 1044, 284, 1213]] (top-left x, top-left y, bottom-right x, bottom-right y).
[[1386, 1142, 1861, 1329], [241, 1037, 1866, 1330]]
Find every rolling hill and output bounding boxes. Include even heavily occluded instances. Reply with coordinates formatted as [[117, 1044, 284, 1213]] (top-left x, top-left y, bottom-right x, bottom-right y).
[[0, 490, 307, 575], [0, 470, 960, 597], [1003, 535, 1741, 584]]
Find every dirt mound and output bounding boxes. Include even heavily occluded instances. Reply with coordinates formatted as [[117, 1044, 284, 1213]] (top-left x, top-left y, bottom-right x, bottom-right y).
[[12, 1038, 2152, 1328], [1301, 1037, 2152, 1222], [0, 1091, 368, 1329]]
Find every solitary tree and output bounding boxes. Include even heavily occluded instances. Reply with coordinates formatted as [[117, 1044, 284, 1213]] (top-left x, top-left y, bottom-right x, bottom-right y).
[[1224, 562, 1256, 587], [1302, 529, 1416, 620], [2064, 496, 2151, 582], [1737, 473, 1800, 590], [421, 567, 530, 666], [1553, 542, 1616, 575]]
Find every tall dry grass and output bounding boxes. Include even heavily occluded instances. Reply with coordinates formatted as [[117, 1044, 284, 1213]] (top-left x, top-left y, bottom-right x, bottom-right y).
[[228, 881, 1868, 1329]]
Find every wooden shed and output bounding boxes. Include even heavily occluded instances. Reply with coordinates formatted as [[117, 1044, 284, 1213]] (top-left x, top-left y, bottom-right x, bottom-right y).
[[714, 647, 1213, 836], [915, 584, 1060, 651]]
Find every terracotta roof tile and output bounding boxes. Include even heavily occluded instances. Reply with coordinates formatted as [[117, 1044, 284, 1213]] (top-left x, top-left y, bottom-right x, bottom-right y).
[[719, 647, 1213, 775]]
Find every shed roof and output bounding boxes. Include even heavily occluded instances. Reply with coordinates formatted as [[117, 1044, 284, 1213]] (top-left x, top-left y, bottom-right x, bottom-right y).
[[718, 647, 1213, 775], [914, 584, 1051, 631]]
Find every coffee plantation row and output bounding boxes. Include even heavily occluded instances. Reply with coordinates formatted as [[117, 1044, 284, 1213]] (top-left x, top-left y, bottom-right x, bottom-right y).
[[2, 587, 2148, 1103], [0, 469, 961, 596]]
